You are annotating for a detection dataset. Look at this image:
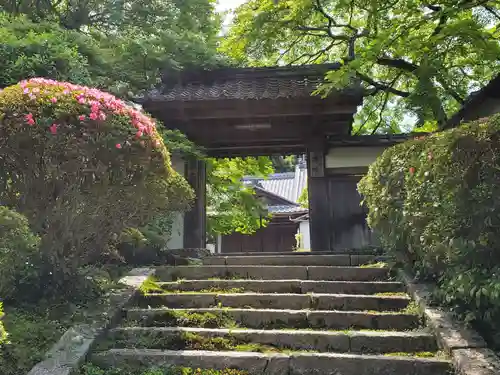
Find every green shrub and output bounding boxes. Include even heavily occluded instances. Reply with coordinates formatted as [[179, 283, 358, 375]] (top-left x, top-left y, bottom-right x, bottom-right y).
[[117, 211, 176, 265], [0, 13, 101, 88], [0, 307, 68, 375], [0, 78, 193, 295], [0, 206, 41, 301], [358, 114, 500, 348], [0, 303, 7, 346]]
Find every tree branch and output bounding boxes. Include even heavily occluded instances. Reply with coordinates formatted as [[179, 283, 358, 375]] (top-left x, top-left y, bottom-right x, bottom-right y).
[[371, 91, 391, 135], [275, 35, 304, 64], [425, 4, 442, 12], [435, 76, 465, 104], [314, 0, 358, 32], [377, 57, 419, 72], [357, 72, 410, 97], [287, 40, 341, 65], [295, 26, 351, 40], [431, 8, 448, 37]]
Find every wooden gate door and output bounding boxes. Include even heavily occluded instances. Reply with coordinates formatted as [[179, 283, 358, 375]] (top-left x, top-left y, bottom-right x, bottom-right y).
[[327, 174, 376, 249]]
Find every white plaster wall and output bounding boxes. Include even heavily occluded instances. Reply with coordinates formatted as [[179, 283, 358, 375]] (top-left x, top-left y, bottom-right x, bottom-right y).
[[165, 154, 185, 249], [299, 221, 311, 250], [325, 147, 387, 169]]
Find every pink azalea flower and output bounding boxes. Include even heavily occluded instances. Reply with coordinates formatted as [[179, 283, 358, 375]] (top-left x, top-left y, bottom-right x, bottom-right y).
[[51, 97, 57, 103], [409, 167, 416, 175], [89, 112, 98, 121], [78, 115, 86, 121], [77, 97, 86, 104], [25, 113, 35, 126], [23, 88, 30, 94], [98, 112, 106, 121], [135, 131, 143, 138], [50, 124, 58, 135], [115, 143, 122, 149]]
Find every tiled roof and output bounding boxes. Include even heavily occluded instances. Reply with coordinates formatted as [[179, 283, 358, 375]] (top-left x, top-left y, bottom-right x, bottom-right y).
[[269, 205, 308, 214], [155, 77, 323, 102], [259, 169, 307, 204], [146, 64, 344, 102], [243, 163, 308, 216]]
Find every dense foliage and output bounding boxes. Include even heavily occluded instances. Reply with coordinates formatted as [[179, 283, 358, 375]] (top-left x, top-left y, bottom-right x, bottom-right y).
[[298, 187, 309, 208], [207, 157, 274, 237], [223, 0, 500, 133], [358, 114, 500, 348], [0, 207, 41, 301], [0, 303, 7, 346], [0, 0, 223, 94], [0, 307, 68, 374], [155, 130, 275, 238], [0, 79, 193, 292], [0, 14, 100, 89]]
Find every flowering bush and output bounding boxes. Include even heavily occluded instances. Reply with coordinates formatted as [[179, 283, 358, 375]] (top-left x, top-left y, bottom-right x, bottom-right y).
[[0, 79, 193, 291], [359, 114, 500, 348]]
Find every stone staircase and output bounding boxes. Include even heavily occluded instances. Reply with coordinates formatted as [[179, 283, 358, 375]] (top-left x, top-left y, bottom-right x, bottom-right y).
[[89, 251, 453, 375]]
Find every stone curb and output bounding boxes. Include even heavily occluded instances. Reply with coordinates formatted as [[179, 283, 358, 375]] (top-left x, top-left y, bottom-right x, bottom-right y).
[[398, 269, 500, 375], [26, 267, 155, 375]]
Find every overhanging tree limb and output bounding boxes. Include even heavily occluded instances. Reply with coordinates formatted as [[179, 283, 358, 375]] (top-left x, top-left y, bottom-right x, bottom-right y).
[[357, 72, 410, 97], [377, 57, 419, 72]]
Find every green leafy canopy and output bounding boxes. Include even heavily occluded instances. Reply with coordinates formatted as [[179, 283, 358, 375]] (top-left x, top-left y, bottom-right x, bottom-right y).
[[222, 0, 500, 133], [0, 0, 226, 94]]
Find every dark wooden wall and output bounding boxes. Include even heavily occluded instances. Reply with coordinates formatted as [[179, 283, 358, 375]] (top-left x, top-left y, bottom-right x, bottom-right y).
[[221, 223, 298, 253], [307, 146, 378, 251], [325, 173, 376, 249]]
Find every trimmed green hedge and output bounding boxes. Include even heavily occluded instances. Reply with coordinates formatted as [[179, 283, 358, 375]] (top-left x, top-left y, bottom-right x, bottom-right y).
[[359, 114, 500, 347]]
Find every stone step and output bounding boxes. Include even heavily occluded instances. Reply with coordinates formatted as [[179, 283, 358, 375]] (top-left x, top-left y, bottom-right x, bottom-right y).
[[126, 308, 420, 330], [139, 292, 410, 311], [219, 249, 384, 257], [92, 349, 451, 375], [159, 279, 405, 294], [155, 266, 390, 282], [106, 326, 438, 354], [203, 254, 389, 267]]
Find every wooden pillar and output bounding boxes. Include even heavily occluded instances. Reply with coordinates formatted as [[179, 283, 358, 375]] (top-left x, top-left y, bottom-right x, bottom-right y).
[[307, 145, 331, 251], [183, 157, 207, 249]]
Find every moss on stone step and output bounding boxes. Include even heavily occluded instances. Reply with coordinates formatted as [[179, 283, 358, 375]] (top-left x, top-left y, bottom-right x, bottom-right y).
[[81, 363, 249, 375], [125, 310, 240, 329]]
